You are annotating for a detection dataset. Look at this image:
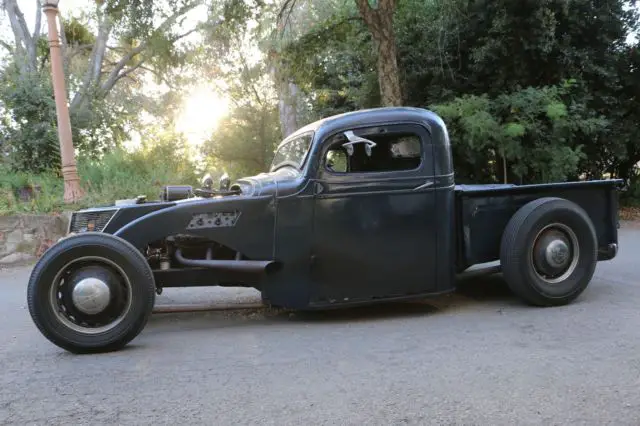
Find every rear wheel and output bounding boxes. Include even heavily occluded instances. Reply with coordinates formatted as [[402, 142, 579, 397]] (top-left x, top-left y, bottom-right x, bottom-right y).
[[500, 197, 597, 306], [27, 233, 155, 353]]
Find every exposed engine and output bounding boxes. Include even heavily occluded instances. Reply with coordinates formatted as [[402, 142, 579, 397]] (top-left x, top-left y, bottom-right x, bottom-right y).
[[108, 173, 244, 205], [146, 234, 242, 272], [65, 170, 279, 291], [158, 178, 242, 202]]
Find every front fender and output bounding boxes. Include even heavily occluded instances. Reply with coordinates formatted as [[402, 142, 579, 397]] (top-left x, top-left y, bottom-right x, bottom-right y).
[[114, 195, 276, 260]]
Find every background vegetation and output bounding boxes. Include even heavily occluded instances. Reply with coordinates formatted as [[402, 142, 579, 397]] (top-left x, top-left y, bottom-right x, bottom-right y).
[[1, 0, 640, 214]]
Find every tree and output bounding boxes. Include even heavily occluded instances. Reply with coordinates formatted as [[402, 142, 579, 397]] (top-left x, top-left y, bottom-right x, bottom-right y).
[[276, 0, 640, 185], [68, 0, 204, 115], [354, 0, 401, 106], [433, 83, 607, 184], [0, 68, 60, 172], [2, 0, 41, 75], [201, 48, 282, 178], [0, 0, 208, 172], [455, 0, 640, 182]]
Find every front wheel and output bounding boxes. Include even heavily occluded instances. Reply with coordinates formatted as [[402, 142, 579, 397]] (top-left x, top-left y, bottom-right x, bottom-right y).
[[27, 232, 156, 353], [500, 197, 598, 307]]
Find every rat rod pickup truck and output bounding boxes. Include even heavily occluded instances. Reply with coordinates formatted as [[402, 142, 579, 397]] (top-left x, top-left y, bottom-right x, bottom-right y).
[[27, 107, 621, 353]]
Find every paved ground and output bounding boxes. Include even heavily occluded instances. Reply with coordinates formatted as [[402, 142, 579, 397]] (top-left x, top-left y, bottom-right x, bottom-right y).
[[1, 225, 640, 425]]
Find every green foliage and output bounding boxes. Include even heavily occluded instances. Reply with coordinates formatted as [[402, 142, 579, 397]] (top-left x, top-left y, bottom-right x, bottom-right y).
[[63, 17, 97, 46], [432, 83, 607, 183], [78, 130, 199, 204], [276, 0, 639, 187], [105, 0, 158, 40], [70, 88, 141, 159], [5, 0, 640, 211], [0, 65, 138, 171], [198, 34, 282, 179], [0, 164, 66, 215], [203, 102, 281, 179], [276, 4, 379, 120], [620, 172, 640, 206], [0, 134, 199, 215]]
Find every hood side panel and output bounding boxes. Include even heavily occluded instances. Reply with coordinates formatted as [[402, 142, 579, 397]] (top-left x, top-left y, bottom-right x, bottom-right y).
[[114, 196, 276, 260], [102, 203, 177, 234]]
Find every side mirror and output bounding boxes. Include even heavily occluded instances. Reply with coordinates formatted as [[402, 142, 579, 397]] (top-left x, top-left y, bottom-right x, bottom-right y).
[[219, 172, 230, 191]]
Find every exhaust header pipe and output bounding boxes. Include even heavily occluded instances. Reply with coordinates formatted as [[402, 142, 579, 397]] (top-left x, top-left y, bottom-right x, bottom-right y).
[[174, 249, 279, 275]]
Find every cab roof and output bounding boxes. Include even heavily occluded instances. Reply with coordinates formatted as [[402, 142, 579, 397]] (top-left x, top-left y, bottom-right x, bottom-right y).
[[279, 107, 449, 149]]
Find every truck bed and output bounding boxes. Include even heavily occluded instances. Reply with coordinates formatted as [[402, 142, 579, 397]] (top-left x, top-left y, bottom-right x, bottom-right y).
[[454, 180, 621, 272]]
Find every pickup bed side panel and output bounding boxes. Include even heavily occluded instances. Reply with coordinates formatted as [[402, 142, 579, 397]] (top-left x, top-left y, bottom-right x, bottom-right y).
[[455, 181, 620, 271]]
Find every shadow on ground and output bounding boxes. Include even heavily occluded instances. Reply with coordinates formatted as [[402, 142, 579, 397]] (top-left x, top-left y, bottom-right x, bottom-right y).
[[146, 271, 518, 331], [455, 272, 513, 300]]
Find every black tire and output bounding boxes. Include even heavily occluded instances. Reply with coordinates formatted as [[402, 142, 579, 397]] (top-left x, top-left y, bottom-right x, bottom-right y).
[[27, 232, 155, 353], [500, 197, 597, 307]]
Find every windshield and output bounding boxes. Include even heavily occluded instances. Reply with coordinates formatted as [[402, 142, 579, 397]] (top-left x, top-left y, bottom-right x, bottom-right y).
[[270, 133, 313, 171]]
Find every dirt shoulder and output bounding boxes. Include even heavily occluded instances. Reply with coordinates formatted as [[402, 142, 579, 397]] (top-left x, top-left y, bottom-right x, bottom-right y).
[[620, 207, 640, 228]]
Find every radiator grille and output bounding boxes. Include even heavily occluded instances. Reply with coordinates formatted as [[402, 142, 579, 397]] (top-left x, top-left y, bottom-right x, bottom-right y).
[[69, 210, 117, 233]]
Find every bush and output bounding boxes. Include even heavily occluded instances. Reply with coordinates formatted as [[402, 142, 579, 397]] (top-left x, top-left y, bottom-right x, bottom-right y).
[[0, 69, 61, 173], [0, 164, 66, 215], [431, 82, 607, 185], [620, 169, 640, 207], [0, 139, 202, 215], [78, 144, 199, 206]]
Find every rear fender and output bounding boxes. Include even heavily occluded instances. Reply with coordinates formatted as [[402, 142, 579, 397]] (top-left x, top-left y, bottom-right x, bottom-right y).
[[114, 195, 276, 259]]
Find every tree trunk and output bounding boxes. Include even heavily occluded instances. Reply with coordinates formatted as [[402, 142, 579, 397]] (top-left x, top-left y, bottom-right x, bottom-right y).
[[268, 49, 299, 138], [4, 0, 38, 75], [70, 10, 112, 113], [355, 0, 402, 106], [500, 147, 508, 184], [502, 155, 508, 184], [58, 14, 69, 77], [278, 80, 299, 138], [259, 107, 267, 169]]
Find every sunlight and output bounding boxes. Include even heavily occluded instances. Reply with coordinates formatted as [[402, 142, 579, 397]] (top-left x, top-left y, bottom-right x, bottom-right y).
[[176, 85, 230, 147]]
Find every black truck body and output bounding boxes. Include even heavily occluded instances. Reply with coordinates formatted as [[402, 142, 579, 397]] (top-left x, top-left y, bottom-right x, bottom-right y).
[[27, 107, 621, 353]]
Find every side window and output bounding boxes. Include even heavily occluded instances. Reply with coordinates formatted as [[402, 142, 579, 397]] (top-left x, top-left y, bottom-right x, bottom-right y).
[[322, 129, 422, 174]]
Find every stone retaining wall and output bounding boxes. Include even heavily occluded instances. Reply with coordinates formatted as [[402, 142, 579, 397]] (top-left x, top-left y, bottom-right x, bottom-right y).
[[0, 214, 70, 265]]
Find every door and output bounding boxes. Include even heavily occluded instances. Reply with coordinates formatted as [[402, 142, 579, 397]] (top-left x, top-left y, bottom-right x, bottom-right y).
[[310, 123, 438, 304]]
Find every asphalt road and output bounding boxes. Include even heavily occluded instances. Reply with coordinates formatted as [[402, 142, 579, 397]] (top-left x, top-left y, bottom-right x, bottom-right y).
[[1, 225, 640, 425]]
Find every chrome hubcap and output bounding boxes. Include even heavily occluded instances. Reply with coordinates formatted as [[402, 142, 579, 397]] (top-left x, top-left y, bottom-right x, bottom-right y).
[[71, 277, 111, 315], [49, 257, 132, 334], [545, 239, 570, 268], [531, 223, 580, 284]]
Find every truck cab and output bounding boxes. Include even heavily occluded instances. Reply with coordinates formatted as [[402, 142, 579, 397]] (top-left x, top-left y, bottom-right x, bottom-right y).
[[263, 107, 457, 307]]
